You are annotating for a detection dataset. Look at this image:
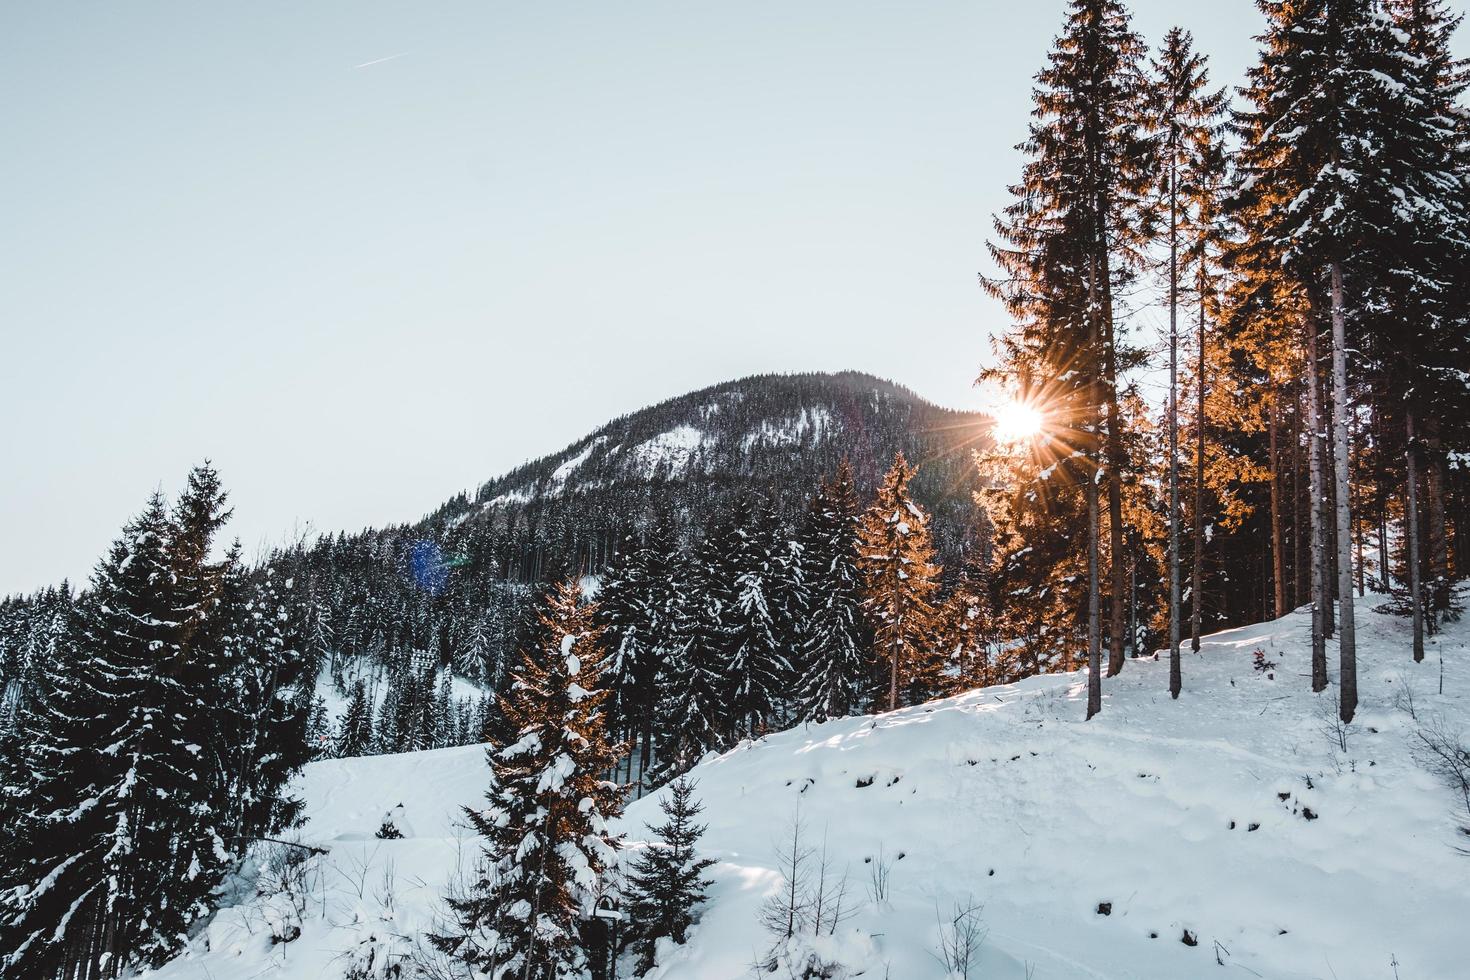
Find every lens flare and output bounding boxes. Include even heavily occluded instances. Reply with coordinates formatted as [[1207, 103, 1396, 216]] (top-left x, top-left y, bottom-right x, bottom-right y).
[[992, 401, 1044, 444], [409, 540, 451, 594]]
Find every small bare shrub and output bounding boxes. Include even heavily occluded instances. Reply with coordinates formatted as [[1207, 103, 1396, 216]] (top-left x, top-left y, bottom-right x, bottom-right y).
[[865, 843, 895, 907], [1410, 715, 1470, 848], [932, 897, 986, 979], [761, 812, 815, 941]]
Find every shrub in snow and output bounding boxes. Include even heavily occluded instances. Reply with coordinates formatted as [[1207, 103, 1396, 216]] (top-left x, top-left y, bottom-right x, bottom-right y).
[[623, 777, 716, 975], [932, 898, 986, 979]]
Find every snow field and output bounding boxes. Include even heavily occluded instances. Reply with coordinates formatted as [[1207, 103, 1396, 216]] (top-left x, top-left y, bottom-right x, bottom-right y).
[[154, 595, 1470, 980]]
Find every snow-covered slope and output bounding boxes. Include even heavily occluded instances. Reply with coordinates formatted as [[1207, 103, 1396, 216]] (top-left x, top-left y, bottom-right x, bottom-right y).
[[155, 598, 1469, 980]]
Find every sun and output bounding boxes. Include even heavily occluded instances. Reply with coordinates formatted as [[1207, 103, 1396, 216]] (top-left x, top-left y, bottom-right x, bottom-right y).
[[991, 400, 1044, 444]]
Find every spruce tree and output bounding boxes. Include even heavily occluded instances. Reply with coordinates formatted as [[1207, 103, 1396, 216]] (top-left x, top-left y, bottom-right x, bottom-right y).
[[935, 557, 992, 691], [375, 671, 402, 753], [983, 0, 1155, 717], [793, 463, 869, 723], [0, 467, 310, 978], [1236, 0, 1467, 720], [858, 454, 942, 711], [434, 668, 455, 748], [304, 696, 333, 759], [622, 777, 717, 975], [1147, 26, 1227, 699], [596, 531, 648, 755], [595, 515, 684, 780], [432, 579, 624, 980], [338, 678, 375, 757], [0, 585, 112, 980], [1383, 0, 1470, 632], [218, 560, 312, 846], [653, 524, 729, 779], [0, 492, 217, 975], [722, 499, 792, 739]]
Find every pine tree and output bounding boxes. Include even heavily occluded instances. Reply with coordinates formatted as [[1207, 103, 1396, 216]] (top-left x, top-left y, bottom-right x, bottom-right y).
[[1147, 26, 1228, 699], [0, 491, 216, 975], [622, 777, 716, 975], [983, 0, 1155, 718], [461, 612, 497, 684], [432, 578, 624, 980], [721, 500, 792, 739], [597, 532, 648, 756], [1383, 0, 1470, 637], [935, 557, 993, 691], [653, 526, 729, 780], [793, 463, 869, 723], [0, 467, 311, 978], [1235, 0, 1468, 720], [305, 695, 333, 760], [477, 691, 512, 748], [375, 670, 402, 754], [338, 678, 375, 757], [309, 597, 338, 689], [595, 514, 684, 781], [434, 668, 455, 749], [858, 454, 942, 711], [218, 560, 312, 844], [414, 668, 440, 751], [0, 584, 113, 980], [388, 664, 426, 752]]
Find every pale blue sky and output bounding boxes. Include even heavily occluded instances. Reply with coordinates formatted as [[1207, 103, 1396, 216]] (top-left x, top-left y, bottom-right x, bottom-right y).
[[2, 1, 1420, 595]]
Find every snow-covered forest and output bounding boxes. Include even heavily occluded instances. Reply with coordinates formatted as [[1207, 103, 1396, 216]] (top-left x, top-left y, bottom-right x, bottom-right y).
[[2, 0, 1470, 977]]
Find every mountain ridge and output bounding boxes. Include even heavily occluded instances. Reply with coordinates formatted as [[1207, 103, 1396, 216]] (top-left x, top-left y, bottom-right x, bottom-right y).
[[418, 369, 989, 578], [424, 369, 989, 539]]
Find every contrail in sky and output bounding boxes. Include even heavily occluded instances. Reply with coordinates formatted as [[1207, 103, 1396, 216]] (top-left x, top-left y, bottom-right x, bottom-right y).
[[354, 52, 409, 69]]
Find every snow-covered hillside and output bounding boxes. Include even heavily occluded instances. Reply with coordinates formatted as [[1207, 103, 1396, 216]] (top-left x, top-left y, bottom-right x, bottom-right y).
[[154, 598, 1469, 980]]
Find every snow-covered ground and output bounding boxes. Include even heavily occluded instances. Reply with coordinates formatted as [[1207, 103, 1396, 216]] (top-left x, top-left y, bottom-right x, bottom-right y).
[[311, 660, 490, 733], [153, 596, 1469, 980], [629, 425, 712, 476]]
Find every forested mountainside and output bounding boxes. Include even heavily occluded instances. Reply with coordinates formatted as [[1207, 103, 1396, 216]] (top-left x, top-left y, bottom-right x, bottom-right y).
[[268, 372, 985, 679], [436, 370, 988, 575], [0, 371, 987, 748]]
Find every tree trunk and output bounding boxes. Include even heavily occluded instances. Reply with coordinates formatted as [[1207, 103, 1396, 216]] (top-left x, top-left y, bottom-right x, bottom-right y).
[[1269, 387, 1286, 619], [1328, 263, 1356, 722], [1191, 267, 1206, 651], [1168, 162, 1182, 699], [1087, 254, 1103, 721], [1306, 308, 1328, 692], [1378, 508, 1389, 592], [888, 633, 899, 714], [1087, 473, 1102, 720], [1407, 411, 1425, 663], [1292, 386, 1305, 608], [1356, 511, 1365, 596], [1322, 403, 1336, 637], [1424, 415, 1449, 622], [1104, 285, 1127, 677]]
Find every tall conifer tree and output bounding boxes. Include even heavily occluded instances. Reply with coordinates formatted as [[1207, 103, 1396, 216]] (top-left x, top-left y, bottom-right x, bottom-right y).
[[984, 0, 1154, 717], [433, 579, 623, 980], [1148, 27, 1228, 699], [858, 454, 941, 712], [793, 463, 869, 723]]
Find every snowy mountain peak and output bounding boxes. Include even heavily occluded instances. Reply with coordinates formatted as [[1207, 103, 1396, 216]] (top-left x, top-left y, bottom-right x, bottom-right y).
[[423, 371, 989, 577], [459, 371, 981, 509]]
